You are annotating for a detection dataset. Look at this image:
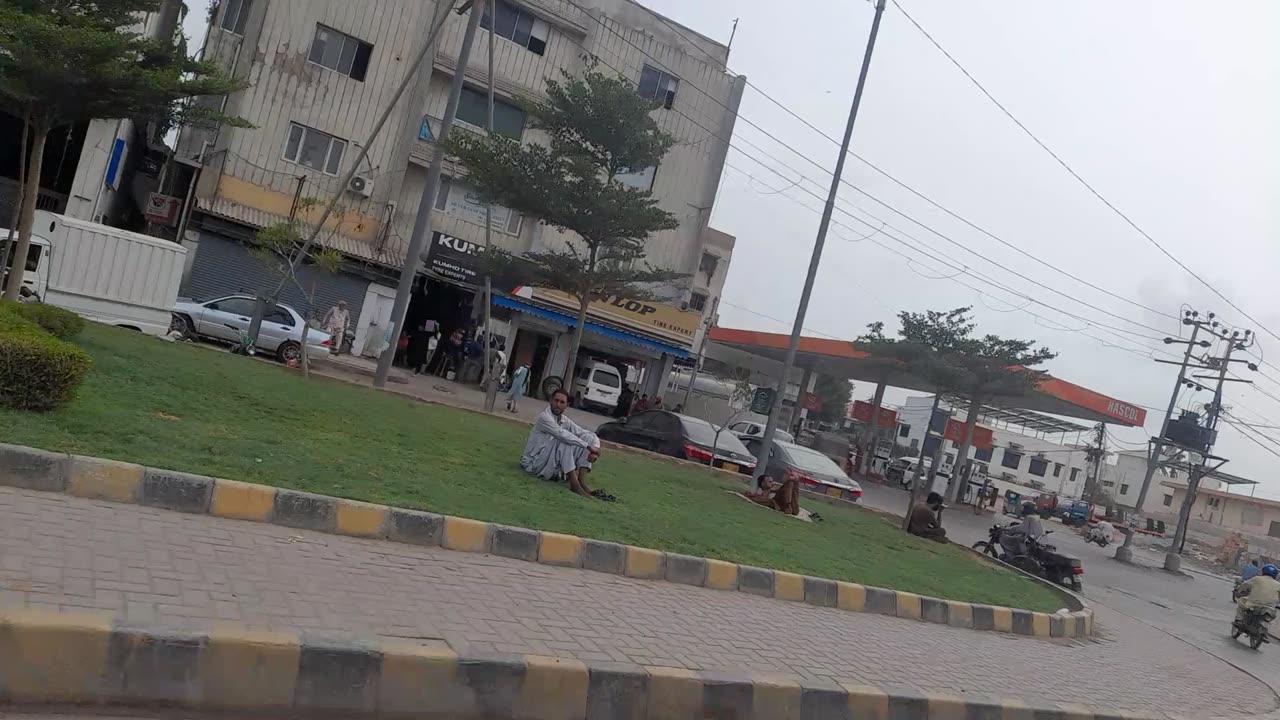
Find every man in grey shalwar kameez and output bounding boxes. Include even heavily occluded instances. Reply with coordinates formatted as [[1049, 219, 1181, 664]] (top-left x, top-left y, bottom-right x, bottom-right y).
[[522, 388, 603, 498]]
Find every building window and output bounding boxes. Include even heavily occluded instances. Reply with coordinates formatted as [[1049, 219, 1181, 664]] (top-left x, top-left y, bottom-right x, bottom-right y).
[[1053, 462, 1063, 477], [456, 87, 527, 139], [638, 64, 679, 109], [1070, 467, 1081, 483], [1163, 494, 1173, 507], [688, 292, 707, 312], [434, 176, 522, 234], [1000, 449, 1022, 470], [283, 123, 346, 175], [616, 165, 657, 191], [1270, 521, 1280, 539], [1102, 480, 1114, 488], [1207, 496, 1220, 508], [974, 446, 993, 462], [220, 0, 252, 34], [308, 24, 373, 81], [1028, 457, 1048, 477], [899, 424, 910, 438], [1244, 506, 1263, 526], [698, 252, 719, 285], [1120, 484, 1130, 495], [481, 0, 549, 55], [909, 438, 918, 451]]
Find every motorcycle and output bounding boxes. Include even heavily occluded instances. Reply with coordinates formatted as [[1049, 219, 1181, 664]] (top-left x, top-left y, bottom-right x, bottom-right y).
[[1230, 605, 1275, 650], [974, 524, 1084, 592], [1084, 524, 1111, 547]]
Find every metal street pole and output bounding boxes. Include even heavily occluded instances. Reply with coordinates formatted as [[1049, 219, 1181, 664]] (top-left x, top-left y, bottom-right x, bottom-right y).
[[245, 1, 455, 346], [752, 0, 886, 481], [1116, 313, 1203, 561], [682, 297, 719, 412], [375, 4, 485, 387], [481, 0, 500, 412], [1165, 329, 1251, 572]]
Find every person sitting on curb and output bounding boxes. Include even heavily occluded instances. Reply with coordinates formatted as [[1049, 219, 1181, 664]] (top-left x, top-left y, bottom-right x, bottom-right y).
[[907, 492, 948, 543], [521, 388, 614, 501]]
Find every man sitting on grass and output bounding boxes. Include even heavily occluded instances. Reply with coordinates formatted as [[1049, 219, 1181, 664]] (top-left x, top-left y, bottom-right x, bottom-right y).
[[521, 388, 612, 500], [908, 492, 948, 543]]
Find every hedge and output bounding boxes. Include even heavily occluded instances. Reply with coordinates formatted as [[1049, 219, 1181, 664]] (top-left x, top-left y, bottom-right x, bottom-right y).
[[0, 304, 91, 411], [10, 302, 85, 340]]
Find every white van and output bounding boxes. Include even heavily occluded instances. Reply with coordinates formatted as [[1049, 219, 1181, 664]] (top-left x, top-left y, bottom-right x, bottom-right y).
[[570, 360, 622, 411], [3, 211, 186, 336]]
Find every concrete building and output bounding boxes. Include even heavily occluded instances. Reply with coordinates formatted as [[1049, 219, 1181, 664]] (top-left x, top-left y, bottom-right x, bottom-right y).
[[896, 394, 1094, 500], [176, 0, 743, 396], [1159, 481, 1277, 538]]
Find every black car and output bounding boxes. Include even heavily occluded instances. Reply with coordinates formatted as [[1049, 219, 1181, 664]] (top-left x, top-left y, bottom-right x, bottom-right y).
[[596, 410, 757, 474]]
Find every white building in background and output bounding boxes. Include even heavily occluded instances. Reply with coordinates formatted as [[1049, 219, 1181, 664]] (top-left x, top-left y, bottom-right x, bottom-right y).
[[177, 0, 744, 396], [896, 394, 1095, 499]]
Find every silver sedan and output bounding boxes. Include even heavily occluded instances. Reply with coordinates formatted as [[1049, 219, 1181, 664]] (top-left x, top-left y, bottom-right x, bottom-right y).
[[171, 295, 333, 363]]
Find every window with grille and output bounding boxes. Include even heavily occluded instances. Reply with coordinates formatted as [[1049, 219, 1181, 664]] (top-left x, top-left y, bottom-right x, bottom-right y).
[[456, 87, 527, 139], [688, 293, 708, 312], [220, 0, 252, 34], [308, 25, 373, 81], [481, 0, 549, 55], [1001, 449, 1022, 470]]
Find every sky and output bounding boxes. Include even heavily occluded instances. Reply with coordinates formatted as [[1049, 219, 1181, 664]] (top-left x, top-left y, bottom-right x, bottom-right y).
[[181, 1, 1280, 496]]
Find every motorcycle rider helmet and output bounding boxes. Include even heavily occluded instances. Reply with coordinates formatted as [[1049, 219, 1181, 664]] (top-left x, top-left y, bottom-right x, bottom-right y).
[[1020, 501, 1037, 516], [1263, 564, 1278, 578]]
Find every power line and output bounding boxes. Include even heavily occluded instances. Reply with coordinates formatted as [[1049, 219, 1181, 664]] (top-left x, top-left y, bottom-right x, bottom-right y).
[[888, 0, 1280, 350]]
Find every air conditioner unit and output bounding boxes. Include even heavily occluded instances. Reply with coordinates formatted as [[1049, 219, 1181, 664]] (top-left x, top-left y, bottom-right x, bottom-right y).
[[348, 175, 374, 198]]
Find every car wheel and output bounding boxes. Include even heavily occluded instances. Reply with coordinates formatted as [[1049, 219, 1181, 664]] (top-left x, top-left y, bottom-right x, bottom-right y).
[[170, 313, 194, 337], [277, 340, 302, 364]]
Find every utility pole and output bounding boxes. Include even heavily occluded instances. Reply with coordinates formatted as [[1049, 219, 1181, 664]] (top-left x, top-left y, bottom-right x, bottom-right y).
[[753, 0, 886, 482], [1165, 325, 1255, 572], [681, 297, 719, 412], [244, 1, 455, 347], [481, 0, 500, 412], [1116, 309, 1208, 562], [1085, 422, 1105, 515], [375, 3, 484, 388]]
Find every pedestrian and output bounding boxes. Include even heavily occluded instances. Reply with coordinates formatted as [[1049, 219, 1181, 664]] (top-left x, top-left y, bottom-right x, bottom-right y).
[[632, 394, 650, 414], [322, 300, 350, 354], [907, 492, 948, 543], [406, 321, 436, 375], [614, 384, 634, 418], [652, 396, 664, 410], [507, 362, 530, 413]]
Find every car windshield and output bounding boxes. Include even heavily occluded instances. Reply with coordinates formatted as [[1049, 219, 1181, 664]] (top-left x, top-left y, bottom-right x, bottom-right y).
[[778, 442, 847, 480], [679, 415, 750, 455], [592, 369, 620, 388]]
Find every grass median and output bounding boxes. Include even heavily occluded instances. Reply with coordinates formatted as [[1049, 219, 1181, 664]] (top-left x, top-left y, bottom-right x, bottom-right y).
[[0, 324, 1063, 611]]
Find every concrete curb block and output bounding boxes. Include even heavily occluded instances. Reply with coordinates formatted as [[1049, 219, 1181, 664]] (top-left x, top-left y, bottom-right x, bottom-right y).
[[0, 608, 1161, 719], [0, 441, 1094, 639]]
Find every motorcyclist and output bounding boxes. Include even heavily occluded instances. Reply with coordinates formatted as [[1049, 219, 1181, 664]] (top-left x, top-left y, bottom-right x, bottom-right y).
[[999, 501, 1045, 558], [1234, 563, 1280, 626]]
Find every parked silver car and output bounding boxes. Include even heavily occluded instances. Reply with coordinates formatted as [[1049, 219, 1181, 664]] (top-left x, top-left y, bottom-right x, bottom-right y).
[[171, 295, 332, 363]]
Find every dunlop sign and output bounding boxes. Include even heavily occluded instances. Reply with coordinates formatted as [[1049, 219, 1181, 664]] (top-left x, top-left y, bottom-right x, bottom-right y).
[[531, 288, 701, 344]]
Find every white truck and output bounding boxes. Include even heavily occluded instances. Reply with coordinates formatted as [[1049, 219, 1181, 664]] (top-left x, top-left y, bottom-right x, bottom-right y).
[[2, 211, 187, 336]]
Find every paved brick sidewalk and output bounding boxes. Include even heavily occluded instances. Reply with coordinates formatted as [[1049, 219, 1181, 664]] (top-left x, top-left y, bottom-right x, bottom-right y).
[[1, 487, 1274, 717]]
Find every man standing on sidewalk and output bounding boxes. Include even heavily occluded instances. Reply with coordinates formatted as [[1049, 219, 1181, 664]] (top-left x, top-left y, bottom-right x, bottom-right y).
[[322, 300, 350, 354]]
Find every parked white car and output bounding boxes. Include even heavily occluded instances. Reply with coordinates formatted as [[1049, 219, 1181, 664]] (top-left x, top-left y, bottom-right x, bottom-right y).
[[727, 420, 794, 444], [171, 295, 331, 363], [570, 360, 623, 411]]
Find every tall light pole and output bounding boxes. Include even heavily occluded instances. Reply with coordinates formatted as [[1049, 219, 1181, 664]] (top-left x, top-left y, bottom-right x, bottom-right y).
[[752, 0, 887, 481]]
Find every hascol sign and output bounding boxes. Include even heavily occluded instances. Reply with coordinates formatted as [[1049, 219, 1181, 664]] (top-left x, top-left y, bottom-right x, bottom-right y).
[[527, 287, 701, 344]]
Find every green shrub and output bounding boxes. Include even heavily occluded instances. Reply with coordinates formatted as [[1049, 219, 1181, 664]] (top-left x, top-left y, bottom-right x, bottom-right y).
[[0, 305, 91, 411], [9, 301, 85, 340]]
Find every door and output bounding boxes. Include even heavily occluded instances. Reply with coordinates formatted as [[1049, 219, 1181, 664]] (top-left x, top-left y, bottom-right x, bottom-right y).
[[354, 286, 396, 358], [198, 296, 256, 341], [257, 304, 296, 352]]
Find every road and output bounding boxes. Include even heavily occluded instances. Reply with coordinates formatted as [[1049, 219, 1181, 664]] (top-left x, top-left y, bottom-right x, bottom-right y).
[[859, 480, 1280, 706]]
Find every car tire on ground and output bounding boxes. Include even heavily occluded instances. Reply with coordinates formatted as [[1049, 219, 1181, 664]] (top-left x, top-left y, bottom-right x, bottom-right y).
[[170, 313, 194, 338], [277, 340, 301, 364]]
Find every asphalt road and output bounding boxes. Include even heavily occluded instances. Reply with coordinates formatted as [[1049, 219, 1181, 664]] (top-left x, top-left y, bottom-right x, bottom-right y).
[[858, 480, 1280, 705]]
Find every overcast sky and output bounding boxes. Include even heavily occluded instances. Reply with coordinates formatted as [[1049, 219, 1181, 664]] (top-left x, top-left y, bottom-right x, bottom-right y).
[[183, 2, 1280, 496]]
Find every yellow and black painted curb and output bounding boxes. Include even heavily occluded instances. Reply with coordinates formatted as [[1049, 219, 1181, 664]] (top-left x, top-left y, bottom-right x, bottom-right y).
[[0, 607, 1159, 719], [0, 441, 1092, 639]]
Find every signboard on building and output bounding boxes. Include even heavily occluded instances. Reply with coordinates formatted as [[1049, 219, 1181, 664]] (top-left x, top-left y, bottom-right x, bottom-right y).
[[529, 287, 701, 345], [144, 193, 181, 226], [847, 400, 898, 427], [941, 418, 994, 450], [426, 232, 482, 284], [750, 387, 775, 415]]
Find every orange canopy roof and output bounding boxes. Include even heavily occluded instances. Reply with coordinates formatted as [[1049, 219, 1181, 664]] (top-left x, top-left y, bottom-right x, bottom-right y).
[[708, 327, 1148, 428]]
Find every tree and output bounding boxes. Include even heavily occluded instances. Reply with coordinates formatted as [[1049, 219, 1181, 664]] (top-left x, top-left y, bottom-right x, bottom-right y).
[[809, 374, 852, 425], [0, 0, 246, 300], [895, 307, 1056, 503], [447, 64, 682, 383], [250, 197, 345, 378]]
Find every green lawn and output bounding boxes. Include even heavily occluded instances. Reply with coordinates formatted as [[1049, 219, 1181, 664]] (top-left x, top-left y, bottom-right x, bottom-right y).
[[0, 324, 1063, 611]]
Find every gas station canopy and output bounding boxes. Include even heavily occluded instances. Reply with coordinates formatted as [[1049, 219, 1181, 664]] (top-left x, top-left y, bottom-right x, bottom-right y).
[[708, 327, 1149, 428]]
